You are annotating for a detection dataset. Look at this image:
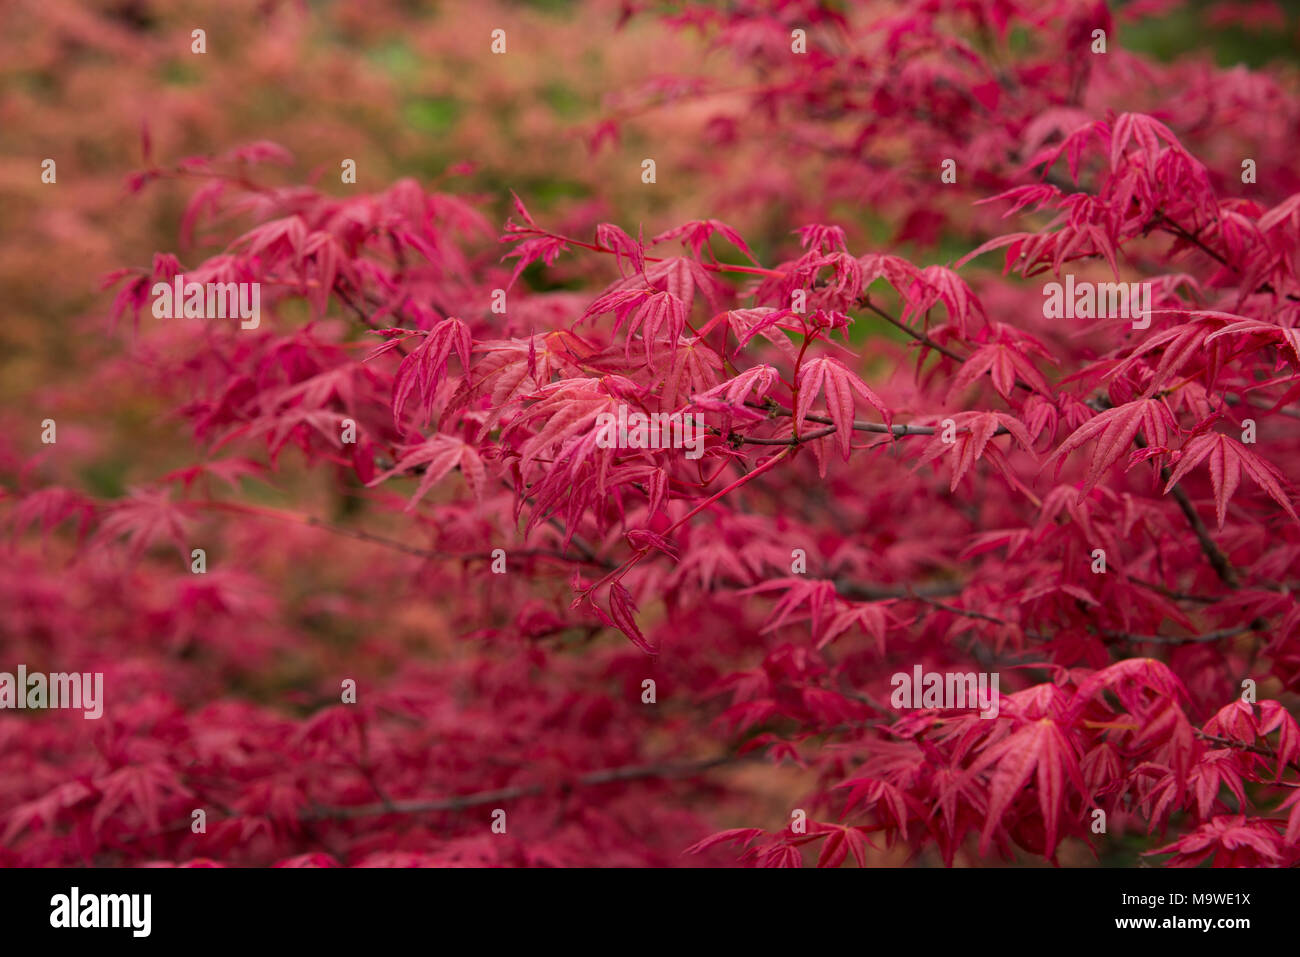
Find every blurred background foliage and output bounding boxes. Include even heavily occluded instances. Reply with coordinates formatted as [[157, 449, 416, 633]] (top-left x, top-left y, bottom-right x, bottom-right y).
[[1, 0, 1296, 498]]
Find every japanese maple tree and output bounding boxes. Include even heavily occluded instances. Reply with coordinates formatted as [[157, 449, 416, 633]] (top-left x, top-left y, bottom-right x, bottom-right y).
[[4, 0, 1300, 867]]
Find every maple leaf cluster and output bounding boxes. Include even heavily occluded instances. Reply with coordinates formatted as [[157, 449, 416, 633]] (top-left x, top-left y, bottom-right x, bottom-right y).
[[4, 0, 1300, 867]]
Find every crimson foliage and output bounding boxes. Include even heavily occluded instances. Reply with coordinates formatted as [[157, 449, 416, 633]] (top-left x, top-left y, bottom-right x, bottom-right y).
[[5, 0, 1300, 867]]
